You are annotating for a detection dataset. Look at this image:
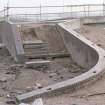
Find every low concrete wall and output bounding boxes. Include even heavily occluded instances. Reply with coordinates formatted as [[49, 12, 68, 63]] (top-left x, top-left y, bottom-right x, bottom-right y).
[[57, 20, 98, 69], [0, 21, 25, 62]]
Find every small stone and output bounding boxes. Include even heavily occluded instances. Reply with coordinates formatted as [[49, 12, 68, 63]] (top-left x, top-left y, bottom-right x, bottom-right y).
[[49, 73, 57, 78], [26, 86, 31, 89], [60, 76, 64, 79], [0, 77, 7, 82], [32, 86, 37, 90], [54, 78, 58, 81], [26, 86, 33, 92], [35, 83, 43, 89], [97, 43, 102, 46], [16, 91, 23, 95], [6, 94, 11, 98], [9, 65, 18, 70]]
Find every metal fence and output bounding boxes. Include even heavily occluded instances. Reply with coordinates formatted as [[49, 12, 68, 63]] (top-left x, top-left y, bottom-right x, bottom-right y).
[[0, 4, 105, 22]]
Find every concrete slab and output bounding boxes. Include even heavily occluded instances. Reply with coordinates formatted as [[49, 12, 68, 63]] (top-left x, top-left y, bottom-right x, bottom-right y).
[[25, 60, 51, 68]]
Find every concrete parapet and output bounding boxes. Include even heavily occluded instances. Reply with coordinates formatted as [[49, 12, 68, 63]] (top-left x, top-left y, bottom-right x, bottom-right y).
[[81, 16, 105, 24]]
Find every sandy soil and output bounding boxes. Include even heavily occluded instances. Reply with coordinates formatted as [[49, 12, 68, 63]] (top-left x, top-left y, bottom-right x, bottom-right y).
[[0, 53, 85, 105]]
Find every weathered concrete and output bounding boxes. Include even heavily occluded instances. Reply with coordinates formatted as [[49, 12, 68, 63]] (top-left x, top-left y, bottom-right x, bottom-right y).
[[25, 60, 51, 68], [63, 19, 81, 30], [0, 21, 25, 62], [25, 52, 70, 59], [57, 20, 98, 69], [16, 19, 105, 103]]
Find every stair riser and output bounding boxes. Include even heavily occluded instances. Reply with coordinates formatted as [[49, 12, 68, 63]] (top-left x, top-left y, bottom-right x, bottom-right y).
[[23, 45, 48, 49]]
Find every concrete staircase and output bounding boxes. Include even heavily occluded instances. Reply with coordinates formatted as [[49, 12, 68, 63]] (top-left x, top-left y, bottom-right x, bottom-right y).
[[23, 40, 49, 59]]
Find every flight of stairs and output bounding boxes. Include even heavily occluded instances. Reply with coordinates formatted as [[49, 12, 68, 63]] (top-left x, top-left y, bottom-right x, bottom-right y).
[[23, 40, 49, 59]]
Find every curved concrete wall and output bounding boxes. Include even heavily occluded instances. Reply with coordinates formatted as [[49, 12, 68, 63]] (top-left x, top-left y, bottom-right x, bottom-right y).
[[57, 20, 99, 69], [16, 20, 105, 103]]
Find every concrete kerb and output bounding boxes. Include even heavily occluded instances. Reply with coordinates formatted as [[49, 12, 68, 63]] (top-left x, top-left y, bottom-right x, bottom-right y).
[[16, 19, 105, 103]]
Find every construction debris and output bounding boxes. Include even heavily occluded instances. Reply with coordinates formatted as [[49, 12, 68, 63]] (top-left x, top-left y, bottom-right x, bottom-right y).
[[35, 83, 43, 89], [26, 52, 70, 59], [25, 60, 51, 69]]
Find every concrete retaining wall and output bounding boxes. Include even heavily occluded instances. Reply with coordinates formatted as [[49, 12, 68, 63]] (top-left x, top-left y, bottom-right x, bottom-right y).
[[57, 20, 98, 69], [0, 21, 25, 62], [16, 19, 105, 103]]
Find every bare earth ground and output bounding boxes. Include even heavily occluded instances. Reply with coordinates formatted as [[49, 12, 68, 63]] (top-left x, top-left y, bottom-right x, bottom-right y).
[[1, 23, 105, 105]]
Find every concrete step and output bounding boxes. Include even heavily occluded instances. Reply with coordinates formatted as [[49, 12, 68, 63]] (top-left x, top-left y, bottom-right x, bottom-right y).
[[23, 40, 49, 57], [24, 48, 48, 52], [25, 50, 48, 55], [23, 44, 48, 49], [23, 40, 48, 48], [0, 43, 5, 49], [25, 52, 70, 59], [25, 60, 51, 68]]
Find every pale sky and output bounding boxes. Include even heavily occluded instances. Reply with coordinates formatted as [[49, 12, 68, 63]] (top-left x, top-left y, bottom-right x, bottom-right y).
[[0, 0, 104, 13], [0, 0, 104, 8]]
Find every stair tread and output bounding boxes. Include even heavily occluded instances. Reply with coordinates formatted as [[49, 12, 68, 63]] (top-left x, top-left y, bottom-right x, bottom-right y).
[[25, 52, 70, 58], [23, 44, 48, 49], [23, 40, 48, 45]]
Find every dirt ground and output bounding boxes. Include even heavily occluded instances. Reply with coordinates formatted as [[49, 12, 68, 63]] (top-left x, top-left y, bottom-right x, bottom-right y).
[[1, 23, 105, 105], [0, 47, 84, 104]]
